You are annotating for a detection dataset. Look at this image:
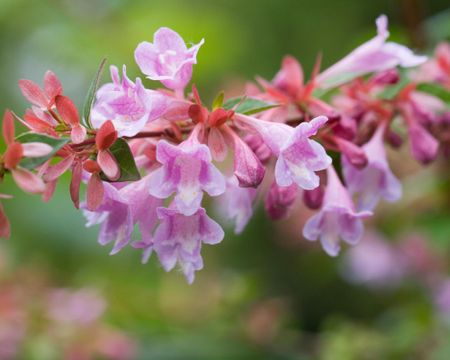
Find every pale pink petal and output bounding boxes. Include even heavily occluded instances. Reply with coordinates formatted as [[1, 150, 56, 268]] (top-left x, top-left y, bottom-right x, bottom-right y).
[[97, 150, 120, 181], [12, 168, 46, 194], [22, 142, 53, 157], [43, 155, 75, 182]]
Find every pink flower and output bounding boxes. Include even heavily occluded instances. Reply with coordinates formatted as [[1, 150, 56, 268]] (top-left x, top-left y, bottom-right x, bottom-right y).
[[218, 176, 257, 234], [153, 206, 224, 284], [92, 65, 167, 137], [342, 125, 402, 211], [303, 166, 372, 256], [235, 114, 331, 190], [148, 130, 226, 216], [47, 288, 106, 326], [317, 15, 427, 88], [343, 231, 407, 288], [83, 176, 161, 255], [135, 27, 204, 92]]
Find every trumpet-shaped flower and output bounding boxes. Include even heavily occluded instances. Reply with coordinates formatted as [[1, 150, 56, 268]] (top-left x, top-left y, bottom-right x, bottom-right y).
[[92, 65, 167, 137], [303, 166, 372, 256], [342, 125, 402, 211], [218, 176, 257, 234], [235, 114, 331, 190], [148, 131, 226, 216], [135, 27, 204, 91], [153, 206, 224, 284], [317, 15, 427, 88]]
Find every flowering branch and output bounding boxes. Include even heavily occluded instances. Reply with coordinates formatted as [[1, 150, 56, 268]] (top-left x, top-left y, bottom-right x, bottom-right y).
[[1, 16, 449, 283]]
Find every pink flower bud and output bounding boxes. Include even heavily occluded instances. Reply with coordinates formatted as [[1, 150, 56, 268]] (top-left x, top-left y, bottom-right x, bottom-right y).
[[265, 181, 297, 220]]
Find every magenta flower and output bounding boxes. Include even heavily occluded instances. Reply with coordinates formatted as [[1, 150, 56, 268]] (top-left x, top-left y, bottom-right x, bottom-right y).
[[235, 114, 331, 190], [303, 166, 372, 256], [135, 27, 204, 92], [342, 125, 402, 211], [92, 65, 167, 137], [148, 131, 226, 216], [317, 15, 427, 88], [218, 176, 257, 234], [153, 206, 224, 284]]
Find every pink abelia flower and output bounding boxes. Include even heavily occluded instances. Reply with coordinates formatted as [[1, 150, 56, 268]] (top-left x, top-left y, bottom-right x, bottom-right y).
[[342, 125, 402, 211], [83, 183, 133, 255], [92, 65, 167, 137], [317, 15, 427, 88], [343, 231, 407, 288], [235, 114, 331, 190], [83, 176, 161, 255], [218, 176, 257, 234], [135, 27, 204, 92], [148, 128, 226, 216], [153, 206, 224, 284], [303, 166, 372, 256]]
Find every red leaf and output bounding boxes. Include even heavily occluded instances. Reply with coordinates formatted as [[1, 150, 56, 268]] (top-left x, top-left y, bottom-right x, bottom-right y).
[[70, 161, 82, 209], [2, 110, 15, 145], [95, 120, 117, 151], [18, 79, 48, 108], [55, 95, 79, 126], [86, 173, 104, 211]]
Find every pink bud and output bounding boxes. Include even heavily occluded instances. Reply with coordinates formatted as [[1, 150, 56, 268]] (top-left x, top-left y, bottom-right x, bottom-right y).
[[265, 181, 298, 220], [303, 186, 324, 210], [335, 137, 368, 169], [223, 126, 265, 188], [408, 122, 439, 164]]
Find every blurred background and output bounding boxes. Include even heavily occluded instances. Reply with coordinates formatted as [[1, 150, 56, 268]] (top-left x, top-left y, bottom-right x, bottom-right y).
[[1, 0, 450, 359]]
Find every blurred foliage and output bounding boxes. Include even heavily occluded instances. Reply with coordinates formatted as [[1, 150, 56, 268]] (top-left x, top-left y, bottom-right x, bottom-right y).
[[1, 0, 450, 358]]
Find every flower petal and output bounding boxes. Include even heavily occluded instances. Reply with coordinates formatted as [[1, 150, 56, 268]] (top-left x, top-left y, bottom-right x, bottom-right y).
[[11, 168, 46, 194]]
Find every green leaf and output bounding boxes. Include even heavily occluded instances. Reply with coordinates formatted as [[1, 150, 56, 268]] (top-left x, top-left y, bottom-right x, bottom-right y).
[[416, 83, 450, 106], [223, 97, 278, 115], [212, 91, 224, 109], [82, 57, 107, 129], [101, 138, 141, 182], [16, 133, 69, 170]]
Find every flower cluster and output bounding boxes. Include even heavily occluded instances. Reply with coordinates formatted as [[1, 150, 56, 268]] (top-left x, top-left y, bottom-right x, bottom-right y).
[[1, 16, 448, 283]]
